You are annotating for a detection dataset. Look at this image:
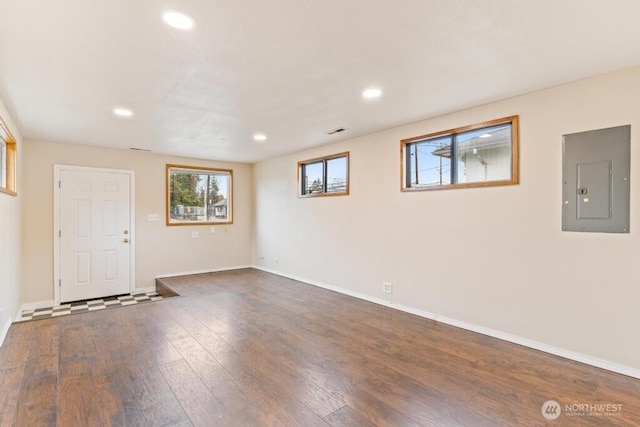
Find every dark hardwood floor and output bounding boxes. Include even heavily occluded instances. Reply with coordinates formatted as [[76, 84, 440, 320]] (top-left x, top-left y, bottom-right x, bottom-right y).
[[1, 269, 639, 426]]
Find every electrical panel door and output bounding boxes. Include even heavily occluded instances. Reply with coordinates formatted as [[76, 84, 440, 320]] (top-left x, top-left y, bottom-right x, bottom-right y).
[[562, 125, 630, 233]]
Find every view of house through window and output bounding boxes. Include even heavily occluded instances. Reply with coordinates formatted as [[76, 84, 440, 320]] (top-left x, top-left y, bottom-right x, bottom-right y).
[[166, 165, 233, 225], [0, 139, 5, 188], [402, 116, 518, 190], [299, 152, 349, 196], [0, 116, 17, 196]]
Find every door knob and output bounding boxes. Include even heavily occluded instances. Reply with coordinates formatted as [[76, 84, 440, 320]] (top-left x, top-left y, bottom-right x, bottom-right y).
[[123, 238, 129, 243], [123, 230, 129, 234]]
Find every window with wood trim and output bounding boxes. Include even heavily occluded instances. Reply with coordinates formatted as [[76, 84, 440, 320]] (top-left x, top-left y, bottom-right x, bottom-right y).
[[298, 152, 349, 197], [401, 116, 518, 191], [0, 116, 17, 196], [166, 165, 233, 225]]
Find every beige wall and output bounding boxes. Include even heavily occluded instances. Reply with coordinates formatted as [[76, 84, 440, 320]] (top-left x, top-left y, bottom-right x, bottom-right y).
[[0, 97, 22, 336], [253, 65, 640, 372], [23, 141, 252, 303]]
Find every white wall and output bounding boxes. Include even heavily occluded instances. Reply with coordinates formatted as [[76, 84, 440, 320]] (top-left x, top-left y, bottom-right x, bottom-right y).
[[0, 97, 22, 342], [22, 140, 253, 304], [253, 65, 640, 374]]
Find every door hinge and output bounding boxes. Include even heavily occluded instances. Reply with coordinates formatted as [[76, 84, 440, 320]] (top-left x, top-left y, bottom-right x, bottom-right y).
[[59, 279, 61, 288], [59, 230, 61, 237], [58, 180, 61, 188]]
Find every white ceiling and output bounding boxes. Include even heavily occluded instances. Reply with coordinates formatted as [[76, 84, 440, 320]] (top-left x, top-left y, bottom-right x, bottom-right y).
[[1, 1, 640, 164]]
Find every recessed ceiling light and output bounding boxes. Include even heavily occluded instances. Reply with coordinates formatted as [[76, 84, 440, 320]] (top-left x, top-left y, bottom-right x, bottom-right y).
[[253, 133, 267, 142], [362, 87, 382, 99], [479, 133, 492, 138], [162, 10, 195, 30], [113, 108, 134, 118]]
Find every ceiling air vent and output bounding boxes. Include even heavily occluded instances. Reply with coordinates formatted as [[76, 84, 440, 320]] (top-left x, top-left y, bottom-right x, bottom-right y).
[[130, 147, 151, 152], [327, 127, 347, 135]]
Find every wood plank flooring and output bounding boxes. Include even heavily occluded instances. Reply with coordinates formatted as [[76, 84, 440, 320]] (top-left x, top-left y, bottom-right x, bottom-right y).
[[0, 268, 639, 426]]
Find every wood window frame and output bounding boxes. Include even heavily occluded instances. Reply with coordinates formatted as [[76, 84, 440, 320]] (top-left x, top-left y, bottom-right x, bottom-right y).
[[401, 115, 519, 192], [297, 152, 350, 198], [0, 115, 17, 196], [166, 164, 233, 226]]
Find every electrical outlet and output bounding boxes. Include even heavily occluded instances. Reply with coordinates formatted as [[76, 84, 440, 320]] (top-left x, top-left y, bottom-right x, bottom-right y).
[[147, 214, 159, 221], [210, 226, 216, 234], [191, 231, 199, 239], [383, 282, 393, 294], [274, 258, 280, 266]]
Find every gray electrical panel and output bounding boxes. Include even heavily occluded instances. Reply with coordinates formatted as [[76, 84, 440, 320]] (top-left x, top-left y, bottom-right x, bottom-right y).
[[562, 125, 630, 233]]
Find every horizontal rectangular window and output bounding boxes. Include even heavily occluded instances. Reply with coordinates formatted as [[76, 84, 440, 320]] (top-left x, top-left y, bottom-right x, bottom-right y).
[[298, 152, 349, 197], [0, 116, 17, 196], [166, 165, 233, 225], [402, 116, 518, 191]]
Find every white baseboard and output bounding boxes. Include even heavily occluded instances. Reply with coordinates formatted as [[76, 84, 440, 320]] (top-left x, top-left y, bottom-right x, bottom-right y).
[[156, 265, 252, 279], [19, 300, 56, 312], [0, 320, 11, 347], [135, 286, 156, 294], [252, 265, 640, 380]]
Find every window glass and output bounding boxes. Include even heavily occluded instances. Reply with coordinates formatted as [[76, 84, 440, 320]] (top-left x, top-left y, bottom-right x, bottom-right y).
[[456, 124, 512, 184], [409, 135, 452, 187], [302, 162, 324, 195], [167, 165, 233, 225], [326, 157, 347, 193], [0, 116, 16, 196], [298, 153, 349, 197], [402, 116, 518, 191], [0, 140, 5, 188]]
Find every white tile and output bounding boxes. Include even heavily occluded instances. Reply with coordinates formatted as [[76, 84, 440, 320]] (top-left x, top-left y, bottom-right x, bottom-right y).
[[33, 310, 53, 315], [52, 311, 71, 317]]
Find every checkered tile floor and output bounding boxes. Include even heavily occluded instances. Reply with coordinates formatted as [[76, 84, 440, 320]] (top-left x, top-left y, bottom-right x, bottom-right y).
[[17, 292, 165, 322]]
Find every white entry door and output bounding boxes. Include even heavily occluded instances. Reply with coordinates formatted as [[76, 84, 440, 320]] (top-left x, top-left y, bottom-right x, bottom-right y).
[[57, 167, 133, 303]]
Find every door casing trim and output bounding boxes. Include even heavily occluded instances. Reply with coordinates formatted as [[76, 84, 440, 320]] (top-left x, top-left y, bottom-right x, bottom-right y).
[[53, 164, 136, 306]]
